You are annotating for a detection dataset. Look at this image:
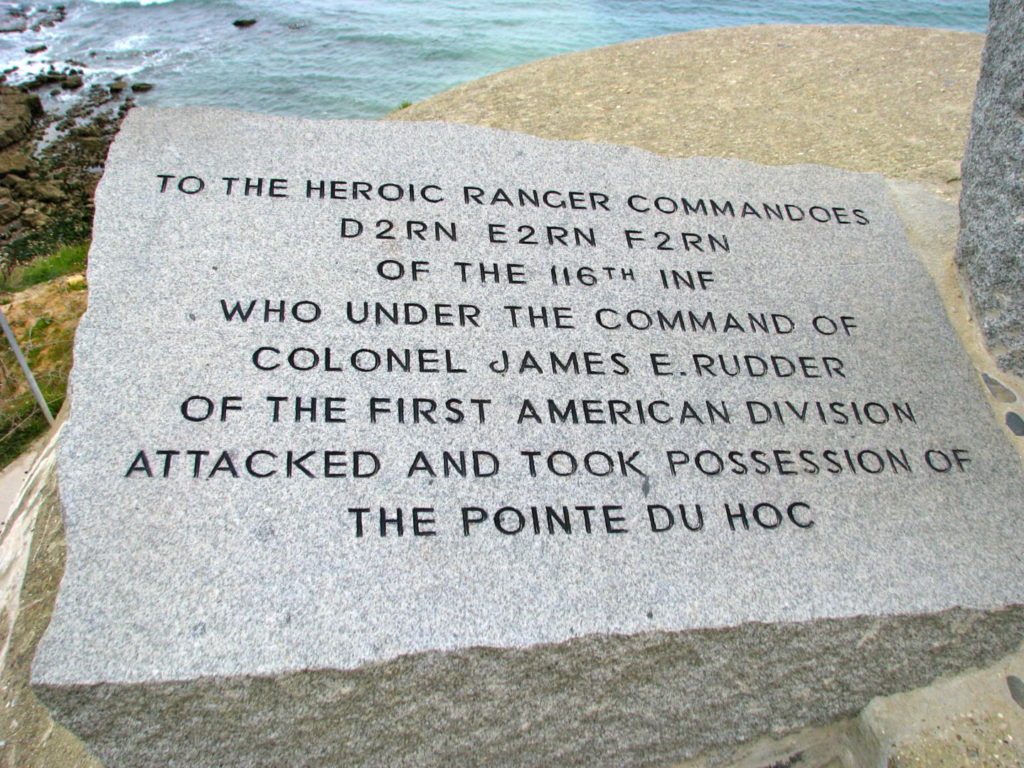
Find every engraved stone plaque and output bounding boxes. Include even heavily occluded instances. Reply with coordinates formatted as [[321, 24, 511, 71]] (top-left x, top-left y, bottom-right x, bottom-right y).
[[32, 109, 1024, 768]]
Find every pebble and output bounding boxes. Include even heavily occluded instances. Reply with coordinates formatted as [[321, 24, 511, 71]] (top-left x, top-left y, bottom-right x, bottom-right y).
[[983, 372, 1018, 403], [1006, 412, 1024, 436]]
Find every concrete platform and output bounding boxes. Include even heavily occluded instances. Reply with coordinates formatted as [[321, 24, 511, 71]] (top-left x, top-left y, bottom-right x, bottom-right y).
[[389, 25, 983, 201]]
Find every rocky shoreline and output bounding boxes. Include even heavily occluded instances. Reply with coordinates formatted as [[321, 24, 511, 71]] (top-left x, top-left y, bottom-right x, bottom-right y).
[[0, 4, 153, 276], [0, 83, 132, 274], [0, 4, 66, 35]]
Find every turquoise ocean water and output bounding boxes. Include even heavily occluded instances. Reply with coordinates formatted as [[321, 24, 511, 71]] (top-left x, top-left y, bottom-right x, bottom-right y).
[[0, 0, 989, 119]]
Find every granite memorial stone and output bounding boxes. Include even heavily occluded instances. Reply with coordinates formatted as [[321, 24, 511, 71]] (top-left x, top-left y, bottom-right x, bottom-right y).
[[31, 108, 1024, 767], [957, 0, 1024, 376]]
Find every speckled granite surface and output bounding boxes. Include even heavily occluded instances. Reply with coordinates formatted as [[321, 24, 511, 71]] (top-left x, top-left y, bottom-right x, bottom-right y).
[[956, 0, 1024, 376], [29, 103, 1024, 766], [7, 24, 1016, 768]]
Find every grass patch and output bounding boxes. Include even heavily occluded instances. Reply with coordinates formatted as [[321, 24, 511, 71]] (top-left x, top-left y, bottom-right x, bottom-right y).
[[0, 242, 90, 469], [0, 243, 88, 292], [1, 331, 71, 470], [0, 393, 61, 468], [0, 212, 92, 275]]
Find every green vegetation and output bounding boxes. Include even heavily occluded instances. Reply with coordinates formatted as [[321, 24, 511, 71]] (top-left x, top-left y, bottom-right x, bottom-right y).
[[399, 100, 413, 109], [1, 242, 90, 469], [0, 211, 92, 276], [0, 391, 63, 468], [0, 243, 88, 292]]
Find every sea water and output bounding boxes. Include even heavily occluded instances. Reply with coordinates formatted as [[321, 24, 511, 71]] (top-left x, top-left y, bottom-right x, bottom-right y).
[[0, 0, 989, 119]]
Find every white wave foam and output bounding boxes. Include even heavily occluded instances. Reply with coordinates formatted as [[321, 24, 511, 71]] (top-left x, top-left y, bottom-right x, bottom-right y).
[[109, 33, 151, 51], [1, 59, 47, 78], [85, 0, 176, 5]]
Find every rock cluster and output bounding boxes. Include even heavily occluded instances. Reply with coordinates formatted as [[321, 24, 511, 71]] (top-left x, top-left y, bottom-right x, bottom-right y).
[[0, 5, 66, 35], [0, 5, 148, 273], [0, 86, 47, 231], [0, 81, 135, 272], [20, 64, 87, 92]]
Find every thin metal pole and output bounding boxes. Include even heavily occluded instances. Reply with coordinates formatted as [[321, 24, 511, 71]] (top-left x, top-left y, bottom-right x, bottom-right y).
[[0, 306, 54, 425]]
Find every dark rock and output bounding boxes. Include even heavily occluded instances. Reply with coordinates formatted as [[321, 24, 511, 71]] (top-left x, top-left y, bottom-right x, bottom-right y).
[[61, 76, 83, 90], [233, 18, 257, 28], [83, 83, 115, 108], [0, 5, 65, 35], [0, 149, 31, 176], [956, 0, 1024, 376], [130, 82, 154, 93], [983, 372, 1017, 403], [25, 70, 63, 90], [24, 93, 42, 118], [109, 81, 127, 93], [0, 86, 41, 149], [30, 6, 66, 32], [0, 188, 21, 223], [20, 207, 48, 227], [25, 44, 47, 54], [0, 13, 27, 34], [1007, 411, 1024, 436], [31, 182, 65, 203], [6, 175, 32, 197]]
